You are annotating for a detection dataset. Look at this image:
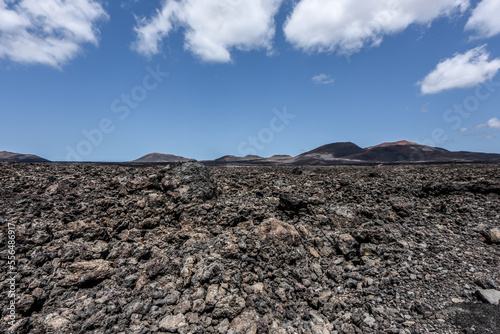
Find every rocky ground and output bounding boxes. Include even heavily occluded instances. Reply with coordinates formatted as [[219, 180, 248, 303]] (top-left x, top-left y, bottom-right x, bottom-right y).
[[1, 162, 499, 334]]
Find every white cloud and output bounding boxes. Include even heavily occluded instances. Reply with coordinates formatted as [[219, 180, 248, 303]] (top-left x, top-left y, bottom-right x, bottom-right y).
[[476, 117, 500, 129], [485, 135, 495, 140], [418, 45, 500, 95], [0, 0, 108, 68], [465, 0, 500, 39], [312, 73, 334, 85], [487, 117, 500, 129], [283, 0, 469, 55], [459, 127, 468, 132], [133, 0, 283, 62]]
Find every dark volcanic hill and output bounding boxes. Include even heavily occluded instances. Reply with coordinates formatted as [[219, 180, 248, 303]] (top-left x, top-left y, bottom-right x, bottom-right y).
[[347, 140, 450, 163], [290, 142, 365, 165], [299, 142, 365, 157], [133, 153, 195, 163], [0, 151, 49, 162], [288, 140, 500, 165]]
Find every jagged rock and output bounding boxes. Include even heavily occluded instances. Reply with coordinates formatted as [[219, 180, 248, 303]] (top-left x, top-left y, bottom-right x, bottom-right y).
[[476, 289, 500, 305], [212, 295, 246, 319], [192, 299, 206, 313], [43, 313, 72, 332], [205, 284, 221, 307], [256, 218, 300, 246], [278, 192, 309, 214], [335, 233, 357, 257], [359, 243, 377, 256], [490, 228, 500, 244], [17, 295, 34, 314], [159, 314, 188, 332], [159, 162, 217, 202], [60, 260, 115, 287], [230, 309, 259, 334]]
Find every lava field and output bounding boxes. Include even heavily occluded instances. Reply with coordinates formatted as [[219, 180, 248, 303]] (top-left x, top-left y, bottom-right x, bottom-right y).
[[1, 162, 499, 333]]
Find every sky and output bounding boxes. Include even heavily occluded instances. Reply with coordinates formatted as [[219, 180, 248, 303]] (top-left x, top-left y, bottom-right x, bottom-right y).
[[1, 0, 500, 162]]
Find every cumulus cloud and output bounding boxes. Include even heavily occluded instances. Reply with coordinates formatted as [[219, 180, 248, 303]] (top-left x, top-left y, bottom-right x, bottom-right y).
[[0, 0, 108, 68], [418, 45, 500, 95], [312, 73, 334, 85], [133, 0, 283, 62], [476, 117, 500, 129], [487, 117, 500, 129], [465, 0, 500, 39], [283, 0, 468, 55]]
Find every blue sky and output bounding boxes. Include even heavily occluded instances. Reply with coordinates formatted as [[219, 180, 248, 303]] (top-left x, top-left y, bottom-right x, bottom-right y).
[[1, 0, 500, 161]]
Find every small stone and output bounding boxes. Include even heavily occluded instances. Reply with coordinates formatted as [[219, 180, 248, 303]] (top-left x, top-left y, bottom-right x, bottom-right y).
[[165, 290, 181, 305], [310, 247, 321, 258], [159, 314, 188, 332], [489, 228, 500, 243], [320, 246, 334, 257], [185, 312, 199, 324], [174, 300, 191, 315], [363, 316, 376, 328], [205, 284, 221, 306], [359, 243, 377, 256], [217, 318, 230, 333], [365, 278, 374, 287], [451, 298, 464, 303], [319, 290, 332, 304], [249, 282, 264, 294], [476, 289, 500, 305], [44, 313, 71, 332], [212, 295, 246, 319], [336, 233, 357, 257], [231, 309, 259, 334], [192, 288, 206, 300], [17, 294, 34, 313], [345, 278, 358, 289], [192, 299, 206, 313]]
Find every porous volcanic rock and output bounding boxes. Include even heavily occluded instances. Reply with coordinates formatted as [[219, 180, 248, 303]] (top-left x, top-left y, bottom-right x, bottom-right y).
[[158, 161, 217, 203], [0, 162, 499, 334]]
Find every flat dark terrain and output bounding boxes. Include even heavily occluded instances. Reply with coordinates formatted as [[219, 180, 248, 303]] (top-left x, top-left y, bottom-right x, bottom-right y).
[[1, 162, 499, 333]]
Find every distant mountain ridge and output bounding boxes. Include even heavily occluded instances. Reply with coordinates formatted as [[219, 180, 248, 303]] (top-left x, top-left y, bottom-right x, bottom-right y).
[[4, 140, 500, 164], [0, 151, 50, 162], [136, 140, 500, 165], [288, 140, 500, 165]]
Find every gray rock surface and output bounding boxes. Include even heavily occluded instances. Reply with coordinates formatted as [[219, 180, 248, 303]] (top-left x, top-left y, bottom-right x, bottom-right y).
[[159, 314, 188, 332], [476, 289, 500, 305]]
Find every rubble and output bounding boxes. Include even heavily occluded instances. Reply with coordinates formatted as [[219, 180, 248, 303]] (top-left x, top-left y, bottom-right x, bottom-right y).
[[0, 162, 499, 333]]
